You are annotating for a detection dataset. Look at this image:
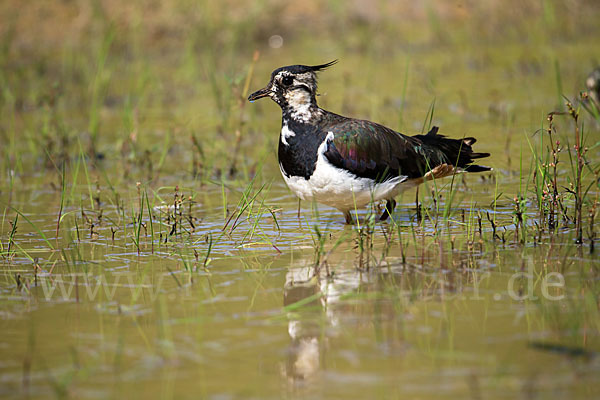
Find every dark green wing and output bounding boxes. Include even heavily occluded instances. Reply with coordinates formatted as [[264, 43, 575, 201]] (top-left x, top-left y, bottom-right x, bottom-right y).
[[323, 119, 436, 181], [323, 120, 490, 181]]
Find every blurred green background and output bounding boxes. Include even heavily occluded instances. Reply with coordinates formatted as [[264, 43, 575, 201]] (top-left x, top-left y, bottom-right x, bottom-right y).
[[2, 0, 599, 183]]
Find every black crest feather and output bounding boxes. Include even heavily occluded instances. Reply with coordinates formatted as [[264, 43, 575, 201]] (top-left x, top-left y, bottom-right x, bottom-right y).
[[309, 60, 338, 72], [271, 61, 338, 77]]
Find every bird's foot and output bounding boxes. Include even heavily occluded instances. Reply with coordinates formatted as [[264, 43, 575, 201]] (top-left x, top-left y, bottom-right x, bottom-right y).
[[343, 211, 354, 225], [379, 199, 396, 221]]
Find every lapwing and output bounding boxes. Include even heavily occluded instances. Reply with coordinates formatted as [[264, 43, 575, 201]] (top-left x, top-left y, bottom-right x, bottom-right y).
[[248, 61, 491, 224]]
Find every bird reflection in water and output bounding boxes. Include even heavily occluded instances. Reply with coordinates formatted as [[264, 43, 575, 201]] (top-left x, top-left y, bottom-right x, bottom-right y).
[[281, 258, 482, 386]]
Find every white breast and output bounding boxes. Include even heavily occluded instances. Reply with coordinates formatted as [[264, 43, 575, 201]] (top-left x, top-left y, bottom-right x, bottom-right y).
[[280, 132, 408, 212]]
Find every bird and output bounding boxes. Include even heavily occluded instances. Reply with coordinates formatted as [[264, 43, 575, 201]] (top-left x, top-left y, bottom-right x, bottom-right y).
[[586, 67, 600, 104], [248, 61, 491, 224]]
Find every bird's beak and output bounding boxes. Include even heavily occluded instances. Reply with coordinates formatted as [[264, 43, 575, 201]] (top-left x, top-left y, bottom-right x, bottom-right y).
[[248, 85, 271, 102]]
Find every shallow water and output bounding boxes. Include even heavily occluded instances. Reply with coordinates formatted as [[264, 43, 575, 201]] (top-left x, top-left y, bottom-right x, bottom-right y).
[[1, 2, 600, 399]]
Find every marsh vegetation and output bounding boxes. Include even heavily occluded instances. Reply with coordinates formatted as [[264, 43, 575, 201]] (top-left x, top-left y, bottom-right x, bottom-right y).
[[1, 1, 599, 398]]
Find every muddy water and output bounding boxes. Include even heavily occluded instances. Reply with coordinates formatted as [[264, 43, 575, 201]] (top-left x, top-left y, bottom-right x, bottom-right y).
[[2, 15, 600, 400]]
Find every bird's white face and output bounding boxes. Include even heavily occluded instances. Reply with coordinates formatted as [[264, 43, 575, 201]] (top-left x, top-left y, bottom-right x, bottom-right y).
[[587, 76, 597, 91], [587, 75, 599, 91], [269, 70, 318, 107], [276, 72, 315, 119], [248, 69, 320, 122], [248, 61, 337, 120], [249, 70, 317, 103]]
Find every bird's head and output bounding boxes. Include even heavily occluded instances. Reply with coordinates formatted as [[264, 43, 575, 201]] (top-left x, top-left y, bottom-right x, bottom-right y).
[[248, 61, 337, 112], [586, 67, 600, 103]]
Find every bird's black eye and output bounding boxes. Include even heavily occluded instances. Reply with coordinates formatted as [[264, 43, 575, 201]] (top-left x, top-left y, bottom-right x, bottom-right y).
[[281, 76, 294, 86]]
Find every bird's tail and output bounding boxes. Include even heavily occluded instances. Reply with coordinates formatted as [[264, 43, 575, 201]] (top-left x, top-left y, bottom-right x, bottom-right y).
[[415, 126, 491, 172]]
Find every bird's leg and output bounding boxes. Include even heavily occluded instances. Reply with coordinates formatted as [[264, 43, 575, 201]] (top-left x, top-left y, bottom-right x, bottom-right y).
[[379, 199, 396, 221], [343, 211, 354, 225]]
